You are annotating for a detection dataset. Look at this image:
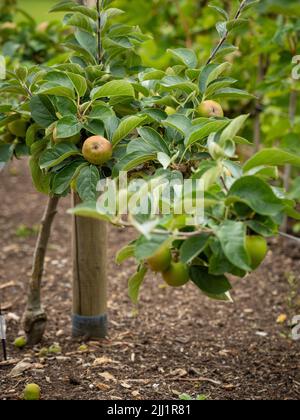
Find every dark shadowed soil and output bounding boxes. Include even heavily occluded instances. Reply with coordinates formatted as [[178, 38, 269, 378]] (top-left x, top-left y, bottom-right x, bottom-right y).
[[0, 160, 299, 400]]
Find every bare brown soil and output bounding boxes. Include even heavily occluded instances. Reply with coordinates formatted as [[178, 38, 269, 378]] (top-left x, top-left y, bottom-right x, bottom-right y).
[[0, 160, 299, 400]]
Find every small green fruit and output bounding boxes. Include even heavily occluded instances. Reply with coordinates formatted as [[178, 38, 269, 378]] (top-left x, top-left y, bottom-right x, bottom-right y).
[[147, 244, 172, 272], [8, 120, 28, 138], [165, 106, 176, 116], [48, 344, 62, 354], [38, 347, 49, 357], [78, 344, 88, 352], [245, 236, 268, 270], [163, 262, 190, 287], [14, 336, 27, 349], [197, 100, 224, 118], [23, 384, 41, 401]]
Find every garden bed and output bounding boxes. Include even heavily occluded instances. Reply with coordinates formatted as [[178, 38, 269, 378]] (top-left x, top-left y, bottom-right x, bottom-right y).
[[0, 160, 299, 400]]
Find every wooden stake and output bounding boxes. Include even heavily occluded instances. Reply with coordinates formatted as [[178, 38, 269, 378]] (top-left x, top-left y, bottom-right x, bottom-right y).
[[72, 193, 108, 339]]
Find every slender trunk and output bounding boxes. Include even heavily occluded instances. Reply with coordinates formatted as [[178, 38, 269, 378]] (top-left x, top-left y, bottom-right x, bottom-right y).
[[23, 196, 60, 345]]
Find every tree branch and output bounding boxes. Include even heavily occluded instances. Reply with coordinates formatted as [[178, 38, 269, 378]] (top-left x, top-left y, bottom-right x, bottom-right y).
[[206, 0, 248, 65]]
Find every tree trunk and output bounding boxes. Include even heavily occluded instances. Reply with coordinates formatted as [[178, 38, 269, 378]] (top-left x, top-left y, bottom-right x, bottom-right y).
[[71, 193, 108, 339], [23, 196, 60, 345]]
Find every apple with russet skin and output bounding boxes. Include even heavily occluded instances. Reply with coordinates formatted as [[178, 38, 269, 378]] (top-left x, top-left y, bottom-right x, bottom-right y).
[[197, 100, 224, 118], [52, 127, 81, 144], [147, 244, 172, 272], [82, 135, 113, 166], [162, 261, 190, 287], [245, 235, 268, 270]]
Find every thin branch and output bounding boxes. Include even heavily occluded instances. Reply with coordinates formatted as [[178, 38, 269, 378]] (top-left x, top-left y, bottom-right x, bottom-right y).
[[206, 0, 247, 65], [118, 219, 212, 238], [96, 0, 104, 64]]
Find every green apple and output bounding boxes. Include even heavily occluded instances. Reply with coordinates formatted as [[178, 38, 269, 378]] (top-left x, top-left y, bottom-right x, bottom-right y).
[[245, 236, 268, 269], [147, 244, 172, 272], [163, 262, 190, 287], [197, 100, 224, 118]]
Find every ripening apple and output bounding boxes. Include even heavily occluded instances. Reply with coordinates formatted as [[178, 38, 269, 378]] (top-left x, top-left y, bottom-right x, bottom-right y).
[[37, 22, 49, 33], [52, 127, 81, 144], [162, 261, 190, 287], [245, 236, 268, 270], [197, 100, 224, 118], [82, 135, 113, 166], [147, 244, 172, 272]]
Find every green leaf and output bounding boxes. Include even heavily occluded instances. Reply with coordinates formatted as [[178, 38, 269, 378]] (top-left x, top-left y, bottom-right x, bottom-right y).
[[66, 12, 95, 34], [68, 201, 112, 222], [215, 220, 251, 271], [220, 115, 249, 144], [91, 80, 135, 100], [29, 139, 51, 194], [180, 234, 210, 264], [137, 127, 169, 155], [190, 266, 232, 295], [0, 144, 14, 164], [76, 165, 100, 202], [30, 95, 57, 128], [39, 143, 80, 170], [67, 72, 87, 97], [116, 244, 136, 264], [211, 88, 254, 100], [112, 151, 155, 176], [50, 1, 98, 20], [243, 148, 300, 172], [128, 266, 148, 304], [160, 76, 198, 94], [168, 48, 198, 68], [37, 82, 75, 99], [52, 161, 85, 195], [228, 176, 285, 216], [157, 152, 171, 169], [199, 62, 231, 94], [112, 115, 147, 146], [185, 120, 228, 147], [162, 114, 192, 136], [56, 116, 82, 138]]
